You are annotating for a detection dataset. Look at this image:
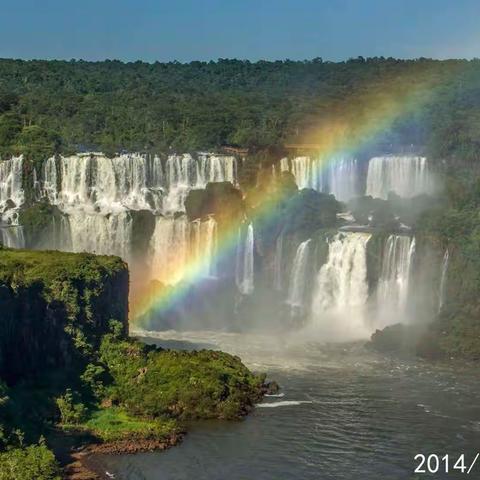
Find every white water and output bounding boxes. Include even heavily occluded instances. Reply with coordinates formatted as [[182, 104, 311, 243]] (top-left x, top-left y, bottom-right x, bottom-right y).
[[376, 235, 416, 326], [0, 156, 24, 225], [310, 232, 371, 340], [0, 226, 25, 248], [236, 223, 255, 295], [287, 239, 311, 310], [366, 156, 434, 199], [286, 155, 359, 201], [66, 210, 133, 259], [42, 152, 237, 215], [149, 216, 218, 285], [36, 152, 234, 264], [438, 249, 449, 313], [44, 153, 164, 213], [161, 153, 237, 214]]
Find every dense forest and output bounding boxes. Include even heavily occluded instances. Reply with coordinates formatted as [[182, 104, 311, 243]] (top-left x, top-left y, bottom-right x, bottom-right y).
[[0, 57, 479, 160]]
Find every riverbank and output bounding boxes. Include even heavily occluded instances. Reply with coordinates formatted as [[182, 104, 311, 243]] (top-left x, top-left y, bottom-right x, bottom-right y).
[[58, 429, 184, 480]]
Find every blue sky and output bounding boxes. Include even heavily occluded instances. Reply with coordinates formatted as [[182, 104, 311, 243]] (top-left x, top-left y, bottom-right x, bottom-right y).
[[1, 0, 479, 62]]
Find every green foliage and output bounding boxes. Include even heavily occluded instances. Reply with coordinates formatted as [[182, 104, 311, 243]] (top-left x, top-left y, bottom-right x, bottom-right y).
[[0, 248, 128, 384], [55, 389, 87, 425], [80, 363, 107, 399], [99, 335, 264, 420], [0, 58, 478, 157], [81, 407, 178, 443], [416, 176, 480, 359], [0, 442, 61, 480]]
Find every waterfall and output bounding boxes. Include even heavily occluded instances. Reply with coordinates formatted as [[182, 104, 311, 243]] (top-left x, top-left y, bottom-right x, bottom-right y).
[[438, 249, 449, 313], [66, 210, 133, 260], [327, 157, 360, 202], [366, 156, 434, 199], [7, 151, 236, 281], [0, 226, 25, 248], [236, 224, 254, 295], [287, 239, 311, 310], [375, 235, 415, 326], [164, 153, 238, 213], [280, 157, 290, 172], [0, 156, 24, 225], [50, 153, 165, 213], [273, 235, 284, 291], [291, 156, 318, 190], [150, 216, 190, 285], [164, 154, 199, 213], [41, 152, 238, 215], [286, 155, 359, 201], [149, 216, 218, 285], [196, 216, 217, 278], [198, 154, 237, 185], [42, 156, 58, 204], [310, 232, 371, 340]]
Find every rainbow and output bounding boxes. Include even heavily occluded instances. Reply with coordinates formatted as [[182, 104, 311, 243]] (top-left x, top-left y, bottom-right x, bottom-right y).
[[131, 62, 461, 324]]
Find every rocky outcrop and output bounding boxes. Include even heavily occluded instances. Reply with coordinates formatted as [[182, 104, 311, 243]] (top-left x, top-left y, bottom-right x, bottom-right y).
[[185, 181, 244, 225]]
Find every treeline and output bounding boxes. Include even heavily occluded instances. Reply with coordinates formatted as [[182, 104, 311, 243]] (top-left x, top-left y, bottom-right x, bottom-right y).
[[0, 57, 479, 160]]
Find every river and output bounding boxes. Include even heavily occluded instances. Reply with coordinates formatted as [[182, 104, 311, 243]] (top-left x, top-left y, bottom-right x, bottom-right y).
[[92, 330, 480, 480]]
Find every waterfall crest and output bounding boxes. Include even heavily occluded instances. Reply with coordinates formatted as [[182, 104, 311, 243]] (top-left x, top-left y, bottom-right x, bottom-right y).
[[310, 232, 371, 339], [366, 156, 434, 199], [286, 155, 359, 201]]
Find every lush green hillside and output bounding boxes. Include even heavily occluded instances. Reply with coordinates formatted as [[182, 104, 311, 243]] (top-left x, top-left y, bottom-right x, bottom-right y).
[[0, 57, 479, 160]]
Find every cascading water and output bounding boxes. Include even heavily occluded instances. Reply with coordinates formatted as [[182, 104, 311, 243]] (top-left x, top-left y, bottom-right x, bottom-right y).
[[149, 216, 218, 285], [438, 249, 449, 313], [66, 210, 133, 260], [149, 216, 190, 285], [366, 156, 434, 199], [236, 224, 254, 295], [326, 156, 360, 202], [33, 153, 234, 271], [164, 154, 238, 213], [310, 232, 371, 340], [0, 226, 25, 248], [273, 235, 284, 291], [375, 235, 416, 326], [0, 156, 24, 226], [286, 155, 359, 201], [45, 153, 165, 212], [280, 157, 290, 172], [287, 239, 311, 311], [194, 216, 218, 278]]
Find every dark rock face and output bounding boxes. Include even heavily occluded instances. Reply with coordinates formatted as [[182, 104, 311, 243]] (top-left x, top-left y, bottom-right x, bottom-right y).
[[185, 182, 244, 224], [18, 201, 65, 248], [131, 210, 156, 260], [0, 250, 129, 385]]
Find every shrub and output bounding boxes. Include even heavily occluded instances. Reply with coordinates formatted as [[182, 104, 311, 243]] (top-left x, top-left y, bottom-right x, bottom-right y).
[[55, 389, 87, 425]]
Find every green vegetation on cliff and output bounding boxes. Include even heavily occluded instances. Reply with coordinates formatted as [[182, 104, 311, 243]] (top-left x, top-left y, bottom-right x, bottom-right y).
[[0, 248, 267, 479], [415, 176, 480, 359]]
